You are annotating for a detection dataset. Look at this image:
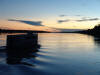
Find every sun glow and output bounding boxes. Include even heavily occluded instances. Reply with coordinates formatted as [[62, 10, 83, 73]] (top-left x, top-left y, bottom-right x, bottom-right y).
[[42, 17, 99, 29], [0, 20, 59, 32]]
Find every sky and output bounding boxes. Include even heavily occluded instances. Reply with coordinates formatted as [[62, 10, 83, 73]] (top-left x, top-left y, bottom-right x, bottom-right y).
[[0, 0, 100, 31]]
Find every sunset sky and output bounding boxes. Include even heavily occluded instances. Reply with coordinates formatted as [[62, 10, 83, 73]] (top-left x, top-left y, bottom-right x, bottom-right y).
[[0, 0, 100, 31]]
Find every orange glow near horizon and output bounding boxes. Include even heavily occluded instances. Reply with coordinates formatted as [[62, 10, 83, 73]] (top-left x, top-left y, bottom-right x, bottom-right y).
[[43, 19, 99, 29], [0, 20, 59, 32], [0, 18, 99, 32]]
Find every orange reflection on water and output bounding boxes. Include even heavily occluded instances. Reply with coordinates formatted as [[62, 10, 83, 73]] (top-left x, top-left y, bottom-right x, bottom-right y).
[[38, 33, 95, 49]]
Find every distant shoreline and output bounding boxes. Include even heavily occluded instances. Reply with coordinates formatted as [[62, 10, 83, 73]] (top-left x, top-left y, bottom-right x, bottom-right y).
[[1, 28, 99, 35], [77, 29, 100, 37], [0, 29, 82, 33], [0, 29, 50, 33]]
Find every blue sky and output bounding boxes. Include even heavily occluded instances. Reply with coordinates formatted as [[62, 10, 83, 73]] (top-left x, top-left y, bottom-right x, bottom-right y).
[[0, 0, 100, 18], [0, 0, 100, 30]]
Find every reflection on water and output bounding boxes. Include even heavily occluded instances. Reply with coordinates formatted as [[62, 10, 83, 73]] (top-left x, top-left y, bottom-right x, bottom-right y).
[[1, 33, 100, 75], [94, 36, 100, 46]]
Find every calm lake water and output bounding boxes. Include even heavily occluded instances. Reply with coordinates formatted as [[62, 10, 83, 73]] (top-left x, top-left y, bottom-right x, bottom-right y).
[[0, 33, 100, 75]]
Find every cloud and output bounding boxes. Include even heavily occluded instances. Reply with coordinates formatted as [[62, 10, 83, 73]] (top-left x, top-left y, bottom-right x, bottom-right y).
[[76, 18, 99, 22], [59, 15, 67, 17], [59, 15, 82, 17], [87, 18, 99, 21], [75, 15, 81, 16], [8, 19, 44, 26], [57, 17, 100, 23], [58, 19, 70, 23]]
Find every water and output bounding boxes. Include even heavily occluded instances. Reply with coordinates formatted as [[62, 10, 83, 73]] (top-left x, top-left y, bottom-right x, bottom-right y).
[[0, 33, 100, 75]]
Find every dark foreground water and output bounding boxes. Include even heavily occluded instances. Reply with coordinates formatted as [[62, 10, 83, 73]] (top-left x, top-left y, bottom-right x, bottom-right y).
[[0, 33, 100, 75]]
